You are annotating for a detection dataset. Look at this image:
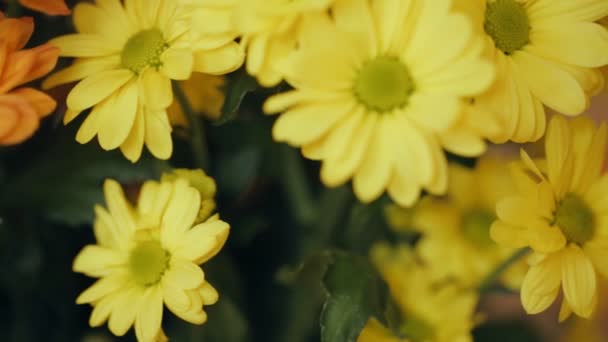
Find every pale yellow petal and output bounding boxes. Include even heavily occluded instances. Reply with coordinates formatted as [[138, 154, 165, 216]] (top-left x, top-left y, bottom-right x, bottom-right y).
[[50, 34, 120, 57], [120, 107, 145, 162], [193, 42, 244, 75], [174, 220, 230, 263], [562, 244, 596, 318], [165, 260, 205, 290], [521, 253, 562, 314], [98, 80, 138, 150], [160, 48, 194, 80], [43, 56, 120, 90], [108, 286, 141, 336], [161, 180, 200, 250], [140, 69, 173, 110], [144, 110, 173, 160], [76, 272, 127, 304], [513, 51, 587, 115], [72, 245, 124, 278], [135, 286, 164, 342], [66, 69, 133, 111]]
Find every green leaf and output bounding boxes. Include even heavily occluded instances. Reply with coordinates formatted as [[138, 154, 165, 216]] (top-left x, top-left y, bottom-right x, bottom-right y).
[[216, 69, 258, 125], [321, 253, 388, 342], [2, 130, 169, 226]]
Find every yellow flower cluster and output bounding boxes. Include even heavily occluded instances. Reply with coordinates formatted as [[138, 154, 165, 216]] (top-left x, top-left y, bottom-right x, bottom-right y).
[[10, 0, 608, 340]]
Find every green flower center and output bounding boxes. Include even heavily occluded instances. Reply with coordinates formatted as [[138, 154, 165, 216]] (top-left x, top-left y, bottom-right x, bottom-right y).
[[555, 193, 595, 245], [129, 240, 170, 286], [462, 209, 496, 247], [484, 0, 531, 55], [121, 29, 168, 73], [354, 56, 415, 112], [400, 315, 435, 342]]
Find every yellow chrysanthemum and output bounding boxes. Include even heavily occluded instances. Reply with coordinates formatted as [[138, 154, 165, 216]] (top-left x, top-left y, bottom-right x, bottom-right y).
[[490, 116, 608, 320], [456, 0, 608, 143], [264, 0, 495, 206], [358, 244, 478, 342], [43, 0, 243, 162], [73, 178, 230, 342], [167, 73, 226, 126], [191, 0, 333, 87], [403, 157, 526, 289]]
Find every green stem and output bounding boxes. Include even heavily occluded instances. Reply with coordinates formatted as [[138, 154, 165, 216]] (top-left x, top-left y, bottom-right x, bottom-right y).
[[279, 146, 319, 227], [478, 248, 529, 293], [173, 82, 209, 170], [6, 0, 21, 17]]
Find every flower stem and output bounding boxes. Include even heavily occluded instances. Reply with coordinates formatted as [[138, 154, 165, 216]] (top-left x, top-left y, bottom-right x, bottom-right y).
[[477, 248, 529, 293], [173, 82, 209, 170]]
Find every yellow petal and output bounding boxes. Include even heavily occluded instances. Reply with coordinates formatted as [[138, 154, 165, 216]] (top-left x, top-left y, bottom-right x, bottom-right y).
[[43, 56, 121, 90], [193, 42, 244, 75], [140, 69, 173, 110], [530, 22, 608, 68], [98, 80, 138, 150], [50, 34, 119, 57], [144, 110, 173, 160], [135, 286, 163, 342], [406, 92, 461, 132], [160, 48, 193, 80], [353, 116, 393, 202], [160, 180, 200, 250], [562, 244, 597, 318], [103, 179, 136, 234], [108, 286, 141, 336], [175, 220, 230, 264], [76, 273, 127, 304], [521, 253, 562, 314], [165, 260, 205, 290], [120, 107, 145, 162], [72, 245, 124, 277], [66, 69, 133, 111], [272, 100, 354, 146], [513, 51, 587, 115]]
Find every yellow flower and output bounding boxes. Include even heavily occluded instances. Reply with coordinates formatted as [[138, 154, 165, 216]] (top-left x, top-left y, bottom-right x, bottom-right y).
[[73, 178, 230, 342], [491, 116, 608, 320], [456, 0, 608, 143], [409, 157, 526, 289], [358, 244, 478, 342], [161, 168, 217, 223], [167, 73, 226, 126], [264, 0, 495, 206], [43, 0, 243, 162], [191, 0, 333, 87]]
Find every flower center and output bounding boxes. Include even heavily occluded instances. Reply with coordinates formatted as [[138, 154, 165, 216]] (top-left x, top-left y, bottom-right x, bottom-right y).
[[129, 240, 169, 286], [354, 56, 415, 112], [400, 315, 435, 342], [121, 29, 167, 73], [484, 0, 531, 55], [461, 209, 495, 247], [555, 193, 595, 245]]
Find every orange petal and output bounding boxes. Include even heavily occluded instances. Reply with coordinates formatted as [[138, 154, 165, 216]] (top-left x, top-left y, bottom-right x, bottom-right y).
[[0, 16, 33, 51], [0, 93, 39, 145], [12, 87, 56, 117], [20, 44, 59, 84], [0, 49, 36, 93], [19, 0, 70, 16]]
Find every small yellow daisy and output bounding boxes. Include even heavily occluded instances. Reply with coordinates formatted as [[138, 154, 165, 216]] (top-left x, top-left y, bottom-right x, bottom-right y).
[[73, 177, 230, 341], [264, 0, 495, 206], [491, 116, 608, 320], [190, 0, 333, 87], [358, 244, 478, 342], [410, 157, 526, 289], [44, 0, 243, 162], [456, 0, 608, 143]]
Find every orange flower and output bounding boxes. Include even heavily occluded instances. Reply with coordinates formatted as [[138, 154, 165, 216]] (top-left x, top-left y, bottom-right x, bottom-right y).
[[0, 14, 59, 145], [18, 0, 70, 15]]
